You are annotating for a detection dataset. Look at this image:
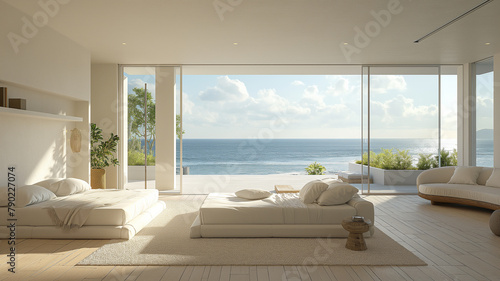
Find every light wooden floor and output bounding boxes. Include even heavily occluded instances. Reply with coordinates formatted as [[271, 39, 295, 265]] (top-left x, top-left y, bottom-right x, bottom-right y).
[[1, 195, 499, 281]]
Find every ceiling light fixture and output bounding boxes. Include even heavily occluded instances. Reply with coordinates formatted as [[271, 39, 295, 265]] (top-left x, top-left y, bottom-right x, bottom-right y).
[[122, 42, 127, 45], [414, 0, 493, 43], [233, 42, 238, 46], [485, 42, 491, 45]]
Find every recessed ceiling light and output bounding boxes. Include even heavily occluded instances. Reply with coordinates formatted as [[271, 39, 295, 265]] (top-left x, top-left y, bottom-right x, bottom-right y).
[[233, 42, 238, 46], [122, 42, 127, 45], [485, 42, 491, 45], [343, 42, 349, 45]]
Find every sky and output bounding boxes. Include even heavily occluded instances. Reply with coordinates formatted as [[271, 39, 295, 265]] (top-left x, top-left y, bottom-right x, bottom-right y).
[[476, 71, 494, 131], [124, 68, 493, 140]]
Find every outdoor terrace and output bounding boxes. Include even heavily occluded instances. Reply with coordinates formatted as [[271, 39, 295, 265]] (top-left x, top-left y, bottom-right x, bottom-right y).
[[125, 174, 418, 194]]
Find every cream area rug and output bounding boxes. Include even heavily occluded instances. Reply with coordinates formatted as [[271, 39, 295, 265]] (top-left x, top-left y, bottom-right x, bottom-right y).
[[78, 198, 426, 266]]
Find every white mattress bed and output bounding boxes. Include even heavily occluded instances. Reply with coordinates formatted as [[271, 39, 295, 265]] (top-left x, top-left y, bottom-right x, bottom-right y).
[[0, 189, 165, 240], [190, 193, 374, 238]]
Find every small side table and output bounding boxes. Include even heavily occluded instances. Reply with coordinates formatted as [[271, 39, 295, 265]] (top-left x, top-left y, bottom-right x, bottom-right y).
[[274, 185, 299, 193], [342, 218, 371, 251]]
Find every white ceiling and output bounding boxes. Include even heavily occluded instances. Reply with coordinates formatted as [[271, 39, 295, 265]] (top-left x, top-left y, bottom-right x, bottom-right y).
[[5, 0, 500, 65]]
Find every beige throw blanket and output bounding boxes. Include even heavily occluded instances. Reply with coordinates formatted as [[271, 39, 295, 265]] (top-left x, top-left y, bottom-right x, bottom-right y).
[[46, 190, 126, 229]]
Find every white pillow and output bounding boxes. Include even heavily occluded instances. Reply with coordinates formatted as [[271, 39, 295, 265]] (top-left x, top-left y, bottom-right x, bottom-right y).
[[486, 168, 500, 188], [50, 178, 91, 196], [317, 183, 359, 206], [448, 167, 482, 185], [16, 185, 56, 207], [235, 189, 272, 200], [300, 179, 341, 204], [33, 178, 63, 193], [0, 187, 8, 206]]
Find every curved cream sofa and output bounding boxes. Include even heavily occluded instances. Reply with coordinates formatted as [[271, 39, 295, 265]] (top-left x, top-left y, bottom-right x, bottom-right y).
[[417, 166, 500, 210]]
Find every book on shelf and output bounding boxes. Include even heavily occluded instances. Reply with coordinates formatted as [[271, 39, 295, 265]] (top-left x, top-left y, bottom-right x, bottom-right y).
[[9, 98, 26, 110], [0, 87, 6, 107]]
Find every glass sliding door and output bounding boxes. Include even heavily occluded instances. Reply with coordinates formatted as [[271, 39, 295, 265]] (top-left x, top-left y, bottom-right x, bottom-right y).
[[361, 66, 370, 193], [361, 66, 441, 194], [180, 65, 362, 194], [440, 65, 459, 166], [176, 68, 183, 192], [474, 57, 494, 167], [123, 66, 157, 189], [121, 66, 182, 192]]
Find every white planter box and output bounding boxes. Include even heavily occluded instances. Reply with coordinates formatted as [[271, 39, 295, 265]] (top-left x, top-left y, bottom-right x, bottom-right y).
[[348, 163, 424, 186]]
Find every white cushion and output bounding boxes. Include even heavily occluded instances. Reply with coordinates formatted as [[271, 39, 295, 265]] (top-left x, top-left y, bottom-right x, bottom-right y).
[[50, 178, 91, 196], [448, 167, 482, 185], [317, 183, 359, 206], [16, 185, 56, 207], [33, 178, 63, 193], [299, 179, 341, 204], [419, 183, 500, 206], [486, 168, 500, 188], [235, 189, 272, 200], [0, 187, 9, 206]]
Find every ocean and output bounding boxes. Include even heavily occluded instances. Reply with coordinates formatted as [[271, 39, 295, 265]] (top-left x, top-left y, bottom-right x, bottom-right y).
[[170, 138, 493, 175]]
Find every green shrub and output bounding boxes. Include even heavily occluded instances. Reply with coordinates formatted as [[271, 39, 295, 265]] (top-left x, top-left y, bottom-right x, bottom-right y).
[[128, 149, 155, 166], [358, 147, 457, 170], [417, 153, 434, 170], [450, 149, 458, 166], [393, 149, 413, 170], [305, 162, 326, 175], [361, 151, 378, 166], [376, 148, 390, 169], [360, 148, 412, 170], [433, 148, 457, 168]]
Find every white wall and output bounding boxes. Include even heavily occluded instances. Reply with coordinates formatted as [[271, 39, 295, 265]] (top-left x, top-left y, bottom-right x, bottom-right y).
[[0, 93, 69, 186], [155, 67, 177, 190], [0, 1, 90, 101], [457, 64, 470, 166], [91, 64, 119, 188], [0, 2, 90, 186]]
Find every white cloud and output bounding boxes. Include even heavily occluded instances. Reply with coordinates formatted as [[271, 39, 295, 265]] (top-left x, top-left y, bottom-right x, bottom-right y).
[[181, 92, 195, 115], [199, 76, 249, 102], [129, 78, 156, 96], [370, 75, 407, 94], [476, 96, 493, 109], [301, 85, 326, 109], [291, 80, 305, 86], [184, 77, 362, 138], [371, 94, 437, 127], [325, 77, 351, 97], [387, 95, 437, 119], [246, 89, 310, 121]]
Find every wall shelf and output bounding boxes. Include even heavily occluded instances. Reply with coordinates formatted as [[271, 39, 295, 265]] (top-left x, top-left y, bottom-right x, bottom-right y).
[[0, 107, 82, 122]]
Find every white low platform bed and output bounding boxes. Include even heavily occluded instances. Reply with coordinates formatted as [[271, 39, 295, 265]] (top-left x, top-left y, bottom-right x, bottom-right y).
[[0, 189, 165, 240], [190, 193, 374, 238]]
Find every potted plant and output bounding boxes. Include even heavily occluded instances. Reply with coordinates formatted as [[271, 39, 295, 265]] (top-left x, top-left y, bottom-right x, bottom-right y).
[[91, 123, 120, 189]]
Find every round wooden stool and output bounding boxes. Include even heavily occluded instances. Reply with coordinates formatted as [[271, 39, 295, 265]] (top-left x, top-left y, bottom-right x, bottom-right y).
[[342, 218, 371, 251], [490, 210, 500, 236]]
